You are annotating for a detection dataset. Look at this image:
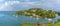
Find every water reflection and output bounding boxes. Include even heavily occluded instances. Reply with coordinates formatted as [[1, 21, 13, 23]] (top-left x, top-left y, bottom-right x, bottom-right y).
[[11, 14, 60, 24], [15, 15, 59, 24]]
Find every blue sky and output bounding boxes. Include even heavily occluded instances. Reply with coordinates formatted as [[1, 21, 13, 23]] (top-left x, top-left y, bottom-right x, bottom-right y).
[[0, 0, 60, 11]]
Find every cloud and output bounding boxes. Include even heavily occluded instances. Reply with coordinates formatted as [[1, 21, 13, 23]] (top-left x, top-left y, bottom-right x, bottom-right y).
[[54, 0, 60, 4], [25, 0, 30, 1], [0, 0, 4, 2], [0, 1, 20, 11], [5, 1, 20, 5], [0, 0, 60, 11], [0, 0, 53, 11], [19, 2, 41, 7], [0, 1, 41, 11]]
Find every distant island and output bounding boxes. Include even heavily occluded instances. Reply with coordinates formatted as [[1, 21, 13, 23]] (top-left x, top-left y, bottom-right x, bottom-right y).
[[13, 8, 60, 18], [57, 12, 60, 15], [12, 8, 60, 26]]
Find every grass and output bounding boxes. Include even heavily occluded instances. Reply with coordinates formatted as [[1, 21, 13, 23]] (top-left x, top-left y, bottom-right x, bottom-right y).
[[20, 22, 60, 26], [54, 22, 60, 26], [20, 23, 38, 26], [44, 24, 52, 26]]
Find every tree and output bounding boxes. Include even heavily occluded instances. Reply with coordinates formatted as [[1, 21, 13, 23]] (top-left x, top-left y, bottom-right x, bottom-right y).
[[14, 8, 58, 26], [58, 18, 60, 22]]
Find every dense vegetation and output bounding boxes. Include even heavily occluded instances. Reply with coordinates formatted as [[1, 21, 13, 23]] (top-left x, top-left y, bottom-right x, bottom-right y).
[[57, 12, 60, 15], [12, 8, 60, 26], [58, 18, 60, 22], [14, 8, 58, 18]]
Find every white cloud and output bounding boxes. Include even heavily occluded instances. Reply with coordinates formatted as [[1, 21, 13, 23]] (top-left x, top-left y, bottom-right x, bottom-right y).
[[0, 1, 42, 11], [0, 0, 4, 2], [43, 2, 53, 7], [10, 1, 20, 5], [55, 0, 60, 4], [25, 0, 30, 2], [5, 1, 20, 5], [5, 2, 8, 6], [20, 2, 41, 7], [0, 0, 60, 11], [20, 1, 52, 7], [0, 1, 20, 11]]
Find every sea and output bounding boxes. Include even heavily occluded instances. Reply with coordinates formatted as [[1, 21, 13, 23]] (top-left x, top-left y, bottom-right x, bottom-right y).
[[0, 11, 60, 26]]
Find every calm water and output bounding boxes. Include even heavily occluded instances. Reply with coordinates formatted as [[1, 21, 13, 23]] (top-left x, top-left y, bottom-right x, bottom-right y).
[[0, 11, 60, 26]]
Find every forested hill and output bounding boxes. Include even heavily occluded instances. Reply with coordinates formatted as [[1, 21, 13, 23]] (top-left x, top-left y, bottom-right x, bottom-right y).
[[13, 8, 59, 18]]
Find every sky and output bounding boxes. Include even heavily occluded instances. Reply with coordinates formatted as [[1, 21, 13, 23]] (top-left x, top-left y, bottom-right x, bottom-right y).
[[0, 0, 60, 11]]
